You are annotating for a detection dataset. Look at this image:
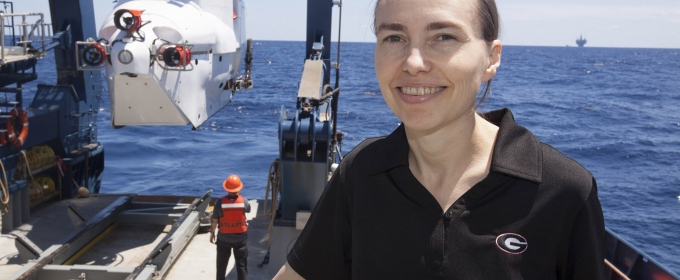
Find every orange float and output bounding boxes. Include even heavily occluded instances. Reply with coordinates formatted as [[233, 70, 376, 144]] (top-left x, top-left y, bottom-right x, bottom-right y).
[[5, 108, 29, 147]]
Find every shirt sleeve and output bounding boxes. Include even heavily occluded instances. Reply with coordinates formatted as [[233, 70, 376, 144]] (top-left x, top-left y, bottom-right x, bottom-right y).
[[211, 199, 222, 219], [243, 197, 251, 213], [287, 169, 352, 280], [565, 178, 607, 280]]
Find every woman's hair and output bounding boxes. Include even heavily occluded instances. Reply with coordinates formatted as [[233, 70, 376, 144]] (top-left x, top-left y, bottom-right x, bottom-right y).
[[476, 0, 500, 107], [373, 0, 501, 107]]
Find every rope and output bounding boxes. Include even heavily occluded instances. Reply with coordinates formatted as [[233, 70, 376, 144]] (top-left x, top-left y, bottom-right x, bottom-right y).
[[0, 160, 9, 215], [17, 150, 43, 202], [263, 159, 281, 247], [258, 158, 281, 268], [13, 148, 59, 204]]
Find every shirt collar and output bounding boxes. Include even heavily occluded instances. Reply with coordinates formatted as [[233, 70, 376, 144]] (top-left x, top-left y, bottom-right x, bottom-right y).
[[368, 108, 543, 183]]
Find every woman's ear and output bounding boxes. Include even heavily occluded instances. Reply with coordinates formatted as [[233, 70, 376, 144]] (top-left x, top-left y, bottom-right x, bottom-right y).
[[482, 40, 502, 82]]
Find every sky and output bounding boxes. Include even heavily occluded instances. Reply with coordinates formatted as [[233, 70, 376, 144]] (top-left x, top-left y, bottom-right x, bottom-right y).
[[12, 0, 680, 49]]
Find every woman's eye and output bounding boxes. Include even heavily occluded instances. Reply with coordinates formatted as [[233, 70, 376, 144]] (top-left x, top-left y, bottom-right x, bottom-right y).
[[436, 34, 456, 41], [384, 35, 403, 43]]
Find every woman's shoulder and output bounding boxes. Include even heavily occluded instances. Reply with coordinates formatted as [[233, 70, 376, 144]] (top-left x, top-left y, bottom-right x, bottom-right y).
[[539, 142, 596, 201], [339, 136, 386, 169], [485, 108, 596, 202], [341, 124, 407, 168]]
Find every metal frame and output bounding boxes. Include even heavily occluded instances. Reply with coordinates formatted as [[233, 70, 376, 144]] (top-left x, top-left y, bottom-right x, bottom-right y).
[[10, 195, 133, 279], [0, 12, 48, 65], [7, 191, 212, 280], [125, 190, 212, 280]]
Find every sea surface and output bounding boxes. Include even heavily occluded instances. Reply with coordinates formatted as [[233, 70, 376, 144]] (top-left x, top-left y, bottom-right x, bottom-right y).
[[23, 41, 680, 274]]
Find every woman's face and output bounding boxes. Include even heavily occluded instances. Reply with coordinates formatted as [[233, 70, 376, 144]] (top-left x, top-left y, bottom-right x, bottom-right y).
[[374, 0, 501, 132]]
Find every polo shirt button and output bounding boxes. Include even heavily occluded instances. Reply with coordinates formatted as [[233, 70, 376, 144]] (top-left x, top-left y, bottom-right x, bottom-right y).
[[444, 211, 453, 219]]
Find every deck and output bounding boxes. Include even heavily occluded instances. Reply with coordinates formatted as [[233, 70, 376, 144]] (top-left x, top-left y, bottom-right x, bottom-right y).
[[0, 194, 285, 280]]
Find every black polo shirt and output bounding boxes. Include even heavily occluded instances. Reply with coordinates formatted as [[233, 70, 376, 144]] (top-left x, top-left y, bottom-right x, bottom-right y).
[[288, 108, 606, 280]]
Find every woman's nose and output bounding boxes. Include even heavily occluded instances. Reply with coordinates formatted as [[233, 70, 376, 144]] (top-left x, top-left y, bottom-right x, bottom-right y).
[[402, 47, 430, 75]]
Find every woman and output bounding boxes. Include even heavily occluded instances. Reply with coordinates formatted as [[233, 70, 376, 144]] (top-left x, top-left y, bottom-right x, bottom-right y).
[[276, 0, 606, 279]]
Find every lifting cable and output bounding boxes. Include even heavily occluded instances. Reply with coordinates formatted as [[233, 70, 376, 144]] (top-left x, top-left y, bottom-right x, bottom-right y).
[[259, 158, 281, 267], [331, 0, 343, 153]]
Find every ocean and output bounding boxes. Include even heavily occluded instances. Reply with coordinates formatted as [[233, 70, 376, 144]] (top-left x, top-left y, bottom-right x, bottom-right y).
[[23, 41, 680, 274]]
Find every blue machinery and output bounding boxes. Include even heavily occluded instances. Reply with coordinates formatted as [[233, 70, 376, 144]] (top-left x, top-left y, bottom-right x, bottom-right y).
[[260, 0, 343, 273], [0, 0, 104, 234], [276, 0, 340, 223], [277, 59, 335, 222]]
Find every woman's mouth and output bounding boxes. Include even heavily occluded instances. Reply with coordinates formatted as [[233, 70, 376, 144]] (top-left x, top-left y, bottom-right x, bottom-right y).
[[399, 86, 446, 96]]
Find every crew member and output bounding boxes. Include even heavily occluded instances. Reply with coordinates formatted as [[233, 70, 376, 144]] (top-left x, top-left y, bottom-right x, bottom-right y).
[[211, 174, 251, 280]]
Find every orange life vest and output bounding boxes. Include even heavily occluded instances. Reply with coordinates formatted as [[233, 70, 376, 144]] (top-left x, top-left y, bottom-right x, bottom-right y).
[[219, 195, 247, 234]]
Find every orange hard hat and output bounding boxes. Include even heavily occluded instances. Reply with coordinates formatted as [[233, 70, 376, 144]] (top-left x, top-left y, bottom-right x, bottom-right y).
[[223, 174, 243, 192]]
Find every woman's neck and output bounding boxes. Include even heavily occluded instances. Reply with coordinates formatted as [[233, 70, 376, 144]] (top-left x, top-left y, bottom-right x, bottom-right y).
[[405, 112, 499, 210]]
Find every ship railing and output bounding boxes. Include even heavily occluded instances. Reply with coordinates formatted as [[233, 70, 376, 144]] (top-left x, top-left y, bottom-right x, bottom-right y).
[[605, 227, 680, 280], [0, 11, 49, 65]]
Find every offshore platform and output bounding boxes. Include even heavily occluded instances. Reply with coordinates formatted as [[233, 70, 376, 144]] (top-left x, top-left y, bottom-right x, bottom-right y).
[[576, 34, 587, 47]]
